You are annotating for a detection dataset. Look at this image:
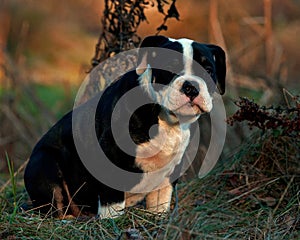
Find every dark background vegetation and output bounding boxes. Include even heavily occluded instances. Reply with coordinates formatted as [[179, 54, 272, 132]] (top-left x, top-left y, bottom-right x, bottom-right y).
[[0, 0, 299, 239]]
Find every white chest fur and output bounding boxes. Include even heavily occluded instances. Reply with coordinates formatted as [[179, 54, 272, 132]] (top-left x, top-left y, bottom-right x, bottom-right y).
[[130, 117, 190, 193]]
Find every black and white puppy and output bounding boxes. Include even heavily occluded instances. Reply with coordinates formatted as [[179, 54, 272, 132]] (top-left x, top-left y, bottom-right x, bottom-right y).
[[24, 35, 226, 218]]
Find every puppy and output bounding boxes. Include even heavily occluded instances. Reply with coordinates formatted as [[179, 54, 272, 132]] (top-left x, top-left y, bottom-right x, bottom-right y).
[[24, 35, 226, 218]]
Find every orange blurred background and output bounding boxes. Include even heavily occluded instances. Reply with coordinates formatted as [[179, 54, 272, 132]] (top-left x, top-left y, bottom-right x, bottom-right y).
[[1, 0, 300, 86]]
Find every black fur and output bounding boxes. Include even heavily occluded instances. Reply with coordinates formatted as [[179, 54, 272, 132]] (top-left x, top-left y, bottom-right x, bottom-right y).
[[24, 70, 161, 215]]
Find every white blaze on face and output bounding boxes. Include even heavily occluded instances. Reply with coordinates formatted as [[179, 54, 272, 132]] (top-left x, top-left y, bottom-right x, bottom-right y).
[[178, 38, 194, 76]]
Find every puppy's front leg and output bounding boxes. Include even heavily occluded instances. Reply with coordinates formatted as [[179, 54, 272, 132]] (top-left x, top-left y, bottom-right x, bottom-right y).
[[146, 178, 172, 213]]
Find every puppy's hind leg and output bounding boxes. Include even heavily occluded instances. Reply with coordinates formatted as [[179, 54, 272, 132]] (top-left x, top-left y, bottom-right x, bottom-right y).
[[24, 150, 68, 217]]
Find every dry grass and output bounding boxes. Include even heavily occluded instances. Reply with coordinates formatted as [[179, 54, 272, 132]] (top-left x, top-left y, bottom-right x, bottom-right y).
[[0, 127, 299, 239]]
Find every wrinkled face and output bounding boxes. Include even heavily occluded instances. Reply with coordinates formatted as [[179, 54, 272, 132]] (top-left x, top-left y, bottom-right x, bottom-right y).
[[136, 36, 226, 124]]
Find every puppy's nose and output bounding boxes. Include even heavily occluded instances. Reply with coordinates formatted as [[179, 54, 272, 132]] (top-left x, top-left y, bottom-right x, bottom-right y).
[[181, 81, 199, 101]]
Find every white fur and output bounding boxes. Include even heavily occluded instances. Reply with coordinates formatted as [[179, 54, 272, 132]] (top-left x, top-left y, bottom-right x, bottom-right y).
[[178, 38, 194, 75], [138, 65, 162, 103], [97, 198, 125, 219]]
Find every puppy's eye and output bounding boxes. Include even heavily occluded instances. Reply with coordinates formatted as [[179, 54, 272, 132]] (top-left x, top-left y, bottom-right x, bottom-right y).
[[205, 67, 213, 76]]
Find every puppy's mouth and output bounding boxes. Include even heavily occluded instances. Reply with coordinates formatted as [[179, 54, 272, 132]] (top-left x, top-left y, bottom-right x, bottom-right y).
[[177, 98, 210, 115], [161, 98, 210, 124], [167, 101, 201, 121], [187, 101, 204, 113]]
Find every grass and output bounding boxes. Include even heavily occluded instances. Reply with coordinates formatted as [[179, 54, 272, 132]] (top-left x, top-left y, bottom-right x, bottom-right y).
[[0, 83, 77, 154], [0, 132, 299, 239], [0, 83, 76, 120], [5, 153, 18, 223], [32, 83, 78, 118], [0, 183, 298, 239]]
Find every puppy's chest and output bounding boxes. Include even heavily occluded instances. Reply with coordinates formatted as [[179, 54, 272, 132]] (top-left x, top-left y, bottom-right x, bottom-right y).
[[135, 119, 190, 173]]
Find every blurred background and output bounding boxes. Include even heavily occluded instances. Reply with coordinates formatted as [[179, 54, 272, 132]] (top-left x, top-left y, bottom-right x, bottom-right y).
[[0, 0, 300, 174]]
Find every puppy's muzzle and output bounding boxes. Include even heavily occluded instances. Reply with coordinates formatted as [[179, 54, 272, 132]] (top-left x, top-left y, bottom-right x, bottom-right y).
[[181, 81, 199, 101], [174, 75, 213, 113]]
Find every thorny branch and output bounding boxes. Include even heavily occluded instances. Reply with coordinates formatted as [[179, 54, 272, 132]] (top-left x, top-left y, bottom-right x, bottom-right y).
[[227, 96, 300, 137], [90, 0, 180, 69]]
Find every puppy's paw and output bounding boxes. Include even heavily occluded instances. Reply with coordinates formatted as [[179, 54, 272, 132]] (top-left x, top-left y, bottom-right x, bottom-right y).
[[146, 202, 170, 214], [98, 201, 125, 219]]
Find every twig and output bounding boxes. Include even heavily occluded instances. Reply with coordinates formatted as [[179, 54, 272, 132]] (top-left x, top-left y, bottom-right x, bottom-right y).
[[0, 135, 16, 146], [62, 182, 86, 219], [227, 177, 280, 204], [272, 175, 295, 216], [264, 0, 273, 76], [209, 0, 237, 96], [283, 88, 299, 108], [1, 105, 34, 146]]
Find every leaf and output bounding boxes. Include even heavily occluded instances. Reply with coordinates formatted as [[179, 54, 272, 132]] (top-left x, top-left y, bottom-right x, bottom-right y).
[[156, 24, 168, 31], [167, 2, 180, 20]]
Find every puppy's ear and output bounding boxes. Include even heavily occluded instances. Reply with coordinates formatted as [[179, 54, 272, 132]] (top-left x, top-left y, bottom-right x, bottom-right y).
[[206, 44, 226, 95], [136, 35, 169, 75]]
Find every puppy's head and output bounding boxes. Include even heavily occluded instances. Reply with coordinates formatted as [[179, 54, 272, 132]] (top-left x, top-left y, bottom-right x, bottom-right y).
[[136, 35, 226, 124]]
